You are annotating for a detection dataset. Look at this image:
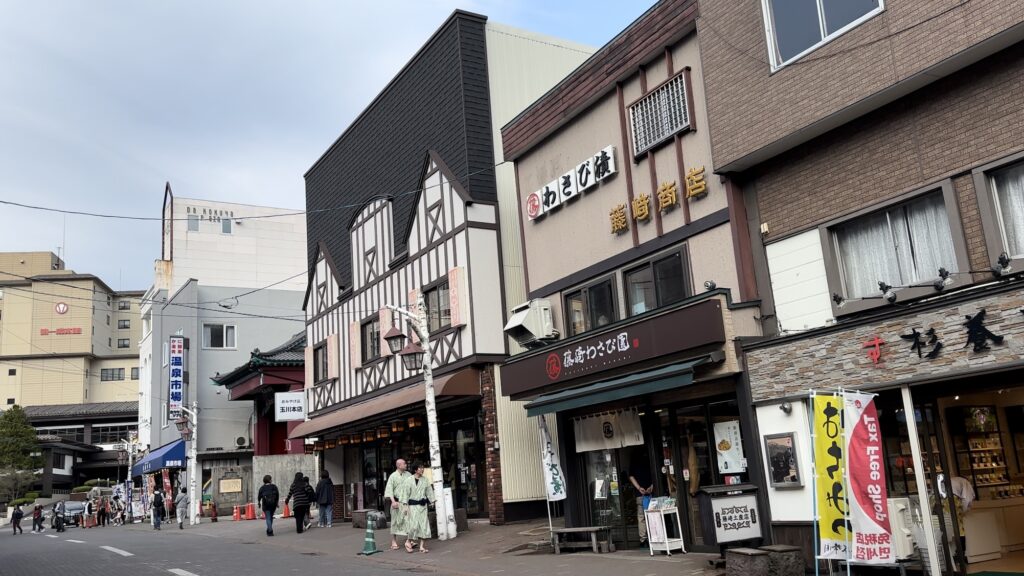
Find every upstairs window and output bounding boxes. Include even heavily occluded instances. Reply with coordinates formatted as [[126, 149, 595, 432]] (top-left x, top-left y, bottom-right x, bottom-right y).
[[187, 214, 200, 232], [313, 344, 328, 383], [131, 367, 139, 380], [764, 0, 883, 68], [629, 73, 690, 156], [100, 368, 125, 381], [203, 323, 237, 349], [564, 277, 617, 337], [118, 301, 131, 310], [625, 249, 692, 316], [118, 319, 130, 329], [425, 281, 451, 334], [117, 339, 131, 349], [222, 219, 233, 234], [989, 161, 1024, 258], [361, 318, 380, 362], [832, 191, 956, 299]]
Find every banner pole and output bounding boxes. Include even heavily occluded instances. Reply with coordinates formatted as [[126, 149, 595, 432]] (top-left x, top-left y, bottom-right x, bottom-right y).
[[901, 385, 941, 576], [840, 388, 851, 576], [810, 389, 820, 576]]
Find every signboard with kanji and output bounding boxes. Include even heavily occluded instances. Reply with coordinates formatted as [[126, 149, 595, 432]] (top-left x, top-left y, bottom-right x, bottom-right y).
[[168, 336, 185, 420], [275, 392, 306, 422]]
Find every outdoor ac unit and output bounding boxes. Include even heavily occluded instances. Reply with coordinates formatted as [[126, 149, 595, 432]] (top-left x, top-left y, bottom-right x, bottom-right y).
[[888, 497, 915, 560], [504, 299, 558, 349], [235, 436, 247, 448]]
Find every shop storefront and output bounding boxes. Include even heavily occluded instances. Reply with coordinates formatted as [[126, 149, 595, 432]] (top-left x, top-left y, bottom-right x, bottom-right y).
[[504, 293, 764, 552], [746, 283, 1024, 574], [131, 439, 187, 516]]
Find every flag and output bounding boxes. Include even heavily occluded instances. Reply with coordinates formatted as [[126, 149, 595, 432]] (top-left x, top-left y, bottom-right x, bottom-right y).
[[813, 394, 849, 559], [844, 392, 894, 563], [539, 415, 566, 502]]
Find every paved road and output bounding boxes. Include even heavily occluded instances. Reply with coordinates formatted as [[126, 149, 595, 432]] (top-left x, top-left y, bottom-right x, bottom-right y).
[[0, 524, 419, 576]]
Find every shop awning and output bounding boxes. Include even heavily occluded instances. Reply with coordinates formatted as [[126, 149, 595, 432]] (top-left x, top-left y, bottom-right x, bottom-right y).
[[524, 356, 716, 417], [131, 439, 186, 477], [288, 368, 481, 439]]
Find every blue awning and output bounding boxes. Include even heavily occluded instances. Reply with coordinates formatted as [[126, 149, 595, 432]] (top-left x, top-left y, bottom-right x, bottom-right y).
[[524, 356, 716, 418], [131, 439, 186, 477]]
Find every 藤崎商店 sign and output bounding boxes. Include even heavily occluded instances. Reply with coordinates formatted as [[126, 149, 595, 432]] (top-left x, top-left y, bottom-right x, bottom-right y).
[[526, 146, 617, 221]]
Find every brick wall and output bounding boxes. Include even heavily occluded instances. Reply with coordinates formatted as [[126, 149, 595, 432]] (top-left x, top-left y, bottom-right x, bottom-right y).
[[699, 0, 1024, 169], [480, 364, 504, 525], [745, 286, 1024, 402], [753, 41, 1024, 250]]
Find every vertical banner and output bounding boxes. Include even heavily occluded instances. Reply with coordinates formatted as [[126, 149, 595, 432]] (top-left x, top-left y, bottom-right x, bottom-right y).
[[813, 395, 849, 559], [844, 392, 894, 563], [168, 336, 185, 419], [539, 415, 567, 501]]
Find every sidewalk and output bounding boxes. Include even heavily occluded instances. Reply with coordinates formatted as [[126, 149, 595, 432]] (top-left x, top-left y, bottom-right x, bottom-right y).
[[125, 514, 719, 576]]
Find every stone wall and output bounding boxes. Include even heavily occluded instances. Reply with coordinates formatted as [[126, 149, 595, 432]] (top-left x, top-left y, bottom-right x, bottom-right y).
[[251, 454, 315, 510]]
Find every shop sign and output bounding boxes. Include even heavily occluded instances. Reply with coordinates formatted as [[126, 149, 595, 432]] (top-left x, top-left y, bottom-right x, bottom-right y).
[[526, 146, 616, 221], [54, 302, 69, 315], [39, 327, 82, 335], [813, 394, 849, 559], [539, 415, 567, 502], [866, 307, 1013, 364], [168, 336, 185, 420], [501, 299, 724, 397], [713, 420, 746, 474], [710, 493, 760, 543], [219, 478, 242, 494], [274, 392, 306, 422], [844, 392, 893, 563]]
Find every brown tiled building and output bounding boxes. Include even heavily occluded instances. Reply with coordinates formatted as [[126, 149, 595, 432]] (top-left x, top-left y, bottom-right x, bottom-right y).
[[699, 0, 1024, 571]]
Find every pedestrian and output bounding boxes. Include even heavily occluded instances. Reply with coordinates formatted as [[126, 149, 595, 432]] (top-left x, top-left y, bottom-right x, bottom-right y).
[[174, 488, 189, 530], [399, 462, 434, 553], [303, 476, 316, 530], [284, 472, 310, 534], [257, 475, 280, 537], [32, 505, 43, 533], [98, 497, 108, 527], [152, 489, 165, 530], [384, 458, 411, 550], [315, 470, 335, 528], [626, 449, 654, 545], [53, 501, 65, 533], [11, 505, 24, 535]]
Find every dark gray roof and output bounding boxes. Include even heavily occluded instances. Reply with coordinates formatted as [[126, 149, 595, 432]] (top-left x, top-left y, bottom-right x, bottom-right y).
[[25, 401, 138, 420]]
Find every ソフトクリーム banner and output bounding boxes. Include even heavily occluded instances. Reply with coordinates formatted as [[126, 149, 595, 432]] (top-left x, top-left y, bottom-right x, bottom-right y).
[[813, 394, 849, 559]]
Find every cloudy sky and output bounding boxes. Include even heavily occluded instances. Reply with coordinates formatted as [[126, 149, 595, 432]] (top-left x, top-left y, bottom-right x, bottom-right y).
[[0, 1, 655, 290]]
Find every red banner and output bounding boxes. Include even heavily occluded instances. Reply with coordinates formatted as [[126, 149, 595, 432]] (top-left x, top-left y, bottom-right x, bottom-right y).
[[844, 392, 893, 563]]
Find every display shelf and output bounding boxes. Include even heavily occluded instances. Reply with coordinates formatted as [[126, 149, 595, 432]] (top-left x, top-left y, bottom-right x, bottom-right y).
[[947, 406, 1010, 501]]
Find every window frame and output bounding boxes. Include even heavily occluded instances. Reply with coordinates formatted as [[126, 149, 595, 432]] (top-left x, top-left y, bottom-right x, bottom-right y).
[[187, 214, 200, 232], [202, 323, 237, 350], [131, 367, 139, 380], [820, 180, 969, 316], [761, 0, 885, 71], [623, 247, 693, 317], [118, 300, 131, 310], [100, 368, 126, 382], [973, 150, 1024, 276], [118, 319, 130, 329], [313, 343, 329, 383], [424, 279, 452, 335], [627, 70, 694, 157], [222, 219, 233, 234], [360, 316, 381, 363], [117, 338, 131, 349], [562, 275, 619, 337]]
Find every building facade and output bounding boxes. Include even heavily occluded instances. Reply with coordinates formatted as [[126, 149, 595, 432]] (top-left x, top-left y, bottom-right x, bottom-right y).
[[0, 252, 142, 408], [292, 11, 594, 524], [499, 0, 765, 552], [698, 0, 1024, 571]]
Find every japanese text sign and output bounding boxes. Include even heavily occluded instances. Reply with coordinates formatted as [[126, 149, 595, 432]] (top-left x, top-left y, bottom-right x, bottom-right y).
[[526, 145, 616, 221], [168, 336, 185, 420], [844, 393, 893, 563], [275, 392, 306, 422], [813, 395, 849, 559]]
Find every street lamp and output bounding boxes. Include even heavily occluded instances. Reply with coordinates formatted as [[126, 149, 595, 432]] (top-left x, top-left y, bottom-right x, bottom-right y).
[[174, 400, 199, 526], [384, 293, 455, 541]]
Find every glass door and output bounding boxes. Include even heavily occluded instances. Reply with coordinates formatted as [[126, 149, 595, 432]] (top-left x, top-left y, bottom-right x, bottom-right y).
[[363, 447, 380, 510], [677, 406, 712, 546], [583, 449, 626, 545]]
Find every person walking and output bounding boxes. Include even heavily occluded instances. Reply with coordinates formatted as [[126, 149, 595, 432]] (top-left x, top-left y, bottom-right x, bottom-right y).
[[31, 505, 43, 533], [284, 472, 310, 534], [384, 458, 411, 550], [151, 490, 165, 530], [315, 470, 335, 528], [11, 505, 24, 535], [257, 475, 280, 537], [399, 462, 434, 553], [53, 501, 65, 533], [302, 476, 316, 531], [99, 497, 109, 527], [174, 488, 189, 529]]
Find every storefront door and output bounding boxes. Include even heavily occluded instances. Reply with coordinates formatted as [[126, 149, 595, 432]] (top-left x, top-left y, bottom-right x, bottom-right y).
[[363, 447, 380, 510], [440, 415, 485, 517], [582, 448, 627, 544]]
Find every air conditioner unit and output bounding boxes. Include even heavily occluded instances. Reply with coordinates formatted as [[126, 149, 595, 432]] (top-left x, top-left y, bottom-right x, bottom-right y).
[[235, 436, 248, 448], [504, 299, 558, 349], [888, 497, 915, 560]]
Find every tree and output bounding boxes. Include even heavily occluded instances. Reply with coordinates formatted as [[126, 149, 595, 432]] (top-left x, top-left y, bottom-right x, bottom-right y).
[[0, 405, 40, 471]]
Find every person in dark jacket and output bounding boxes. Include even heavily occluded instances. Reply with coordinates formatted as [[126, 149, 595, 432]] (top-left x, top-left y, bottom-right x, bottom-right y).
[[11, 505, 24, 535], [284, 472, 310, 534], [302, 477, 316, 531], [315, 470, 335, 528], [257, 475, 279, 537]]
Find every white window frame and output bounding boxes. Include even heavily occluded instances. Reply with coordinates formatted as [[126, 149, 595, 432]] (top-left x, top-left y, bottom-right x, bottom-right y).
[[222, 219, 232, 234], [761, 0, 885, 70], [628, 72, 690, 157], [202, 323, 237, 350]]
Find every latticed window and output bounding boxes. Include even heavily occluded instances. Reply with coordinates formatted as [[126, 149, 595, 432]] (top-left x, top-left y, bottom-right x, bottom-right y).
[[629, 73, 690, 156]]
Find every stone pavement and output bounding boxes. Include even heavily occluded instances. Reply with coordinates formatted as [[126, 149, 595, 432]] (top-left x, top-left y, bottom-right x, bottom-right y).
[[124, 514, 720, 576]]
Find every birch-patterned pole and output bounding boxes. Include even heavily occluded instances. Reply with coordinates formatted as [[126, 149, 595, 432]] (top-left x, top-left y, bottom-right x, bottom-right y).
[[415, 292, 450, 541]]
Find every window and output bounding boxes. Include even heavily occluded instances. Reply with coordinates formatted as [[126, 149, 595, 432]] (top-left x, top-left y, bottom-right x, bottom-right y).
[[313, 344, 328, 383], [6, 398, 13, 405], [108, 338, 112, 348], [106, 315, 110, 325], [187, 214, 199, 232], [118, 300, 131, 310], [131, 367, 139, 380], [361, 318, 380, 362], [625, 250, 692, 316], [100, 368, 125, 381], [764, 0, 883, 68], [203, 323, 236, 349], [629, 73, 690, 156], [7, 369, 15, 376], [563, 278, 617, 337], [52, 453, 66, 469], [117, 339, 130, 349], [118, 319, 130, 329], [222, 219, 232, 234], [832, 192, 956, 299], [92, 425, 135, 445], [38, 427, 83, 443], [989, 161, 1024, 259], [425, 281, 451, 333]]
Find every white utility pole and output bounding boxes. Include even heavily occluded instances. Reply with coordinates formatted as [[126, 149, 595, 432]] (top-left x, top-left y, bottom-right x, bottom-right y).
[[179, 401, 200, 526]]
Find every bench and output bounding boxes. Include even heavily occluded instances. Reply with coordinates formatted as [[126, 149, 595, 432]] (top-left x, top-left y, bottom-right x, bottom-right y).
[[551, 526, 614, 554]]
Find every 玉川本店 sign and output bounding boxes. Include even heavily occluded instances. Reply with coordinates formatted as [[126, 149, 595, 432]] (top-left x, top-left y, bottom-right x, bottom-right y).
[[275, 392, 306, 422], [526, 146, 617, 221]]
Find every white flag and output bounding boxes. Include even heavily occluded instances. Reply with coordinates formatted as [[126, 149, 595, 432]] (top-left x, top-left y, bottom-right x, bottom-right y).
[[539, 415, 567, 502]]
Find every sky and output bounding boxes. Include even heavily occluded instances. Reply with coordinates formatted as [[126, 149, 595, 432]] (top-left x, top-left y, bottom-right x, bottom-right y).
[[0, 1, 657, 290]]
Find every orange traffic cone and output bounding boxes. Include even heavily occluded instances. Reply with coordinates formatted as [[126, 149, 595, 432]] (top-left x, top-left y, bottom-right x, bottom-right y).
[[232, 505, 241, 521], [282, 503, 290, 518], [245, 502, 256, 520]]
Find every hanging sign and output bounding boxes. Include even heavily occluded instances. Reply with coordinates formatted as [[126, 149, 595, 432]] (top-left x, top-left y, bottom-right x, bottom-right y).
[[168, 336, 185, 420], [573, 409, 644, 453], [526, 146, 617, 221], [844, 392, 894, 563], [813, 394, 849, 559], [274, 392, 306, 422], [539, 415, 567, 502]]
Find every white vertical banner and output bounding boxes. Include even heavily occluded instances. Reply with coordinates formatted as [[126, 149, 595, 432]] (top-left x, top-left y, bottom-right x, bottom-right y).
[[844, 392, 894, 563], [713, 420, 746, 474], [539, 415, 567, 501], [168, 336, 185, 419]]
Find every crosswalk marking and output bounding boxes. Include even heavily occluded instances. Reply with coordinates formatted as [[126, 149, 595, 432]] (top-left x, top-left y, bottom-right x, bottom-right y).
[[65, 539, 85, 543], [168, 569, 200, 576], [101, 545, 134, 557], [46, 535, 58, 538]]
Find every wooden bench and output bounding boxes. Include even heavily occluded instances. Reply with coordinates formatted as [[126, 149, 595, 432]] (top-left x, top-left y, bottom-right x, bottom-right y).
[[551, 526, 614, 554]]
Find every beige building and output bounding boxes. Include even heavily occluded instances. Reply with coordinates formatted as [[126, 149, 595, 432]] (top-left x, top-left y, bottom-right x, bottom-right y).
[[0, 252, 143, 407]]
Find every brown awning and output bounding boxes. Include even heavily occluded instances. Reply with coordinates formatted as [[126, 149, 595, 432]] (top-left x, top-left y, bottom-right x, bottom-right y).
[[288, 368, 481, 439]]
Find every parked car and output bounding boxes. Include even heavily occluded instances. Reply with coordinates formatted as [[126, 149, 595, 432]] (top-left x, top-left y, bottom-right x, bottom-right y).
[[50, 501, 86, 528]]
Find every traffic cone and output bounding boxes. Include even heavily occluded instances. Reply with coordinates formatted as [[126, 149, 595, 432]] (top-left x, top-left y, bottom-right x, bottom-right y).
[[282, 503, 290, 518], [245, 502, 256, 520], [210, 502, 218, 523], [357, 514, 381, 556], [232, 505, 241, 521]]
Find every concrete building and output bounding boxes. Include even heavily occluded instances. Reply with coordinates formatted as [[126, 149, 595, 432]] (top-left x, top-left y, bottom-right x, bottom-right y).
[[292, 11, 594, 525], [0, 251, 143, 408], [697, 0, 1024, 571], [136, 184, 306, 506]]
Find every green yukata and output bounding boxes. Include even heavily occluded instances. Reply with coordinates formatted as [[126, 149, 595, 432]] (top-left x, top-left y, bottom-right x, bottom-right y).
[[384, 470, 411, 536], [399, 475, 435, 540]]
